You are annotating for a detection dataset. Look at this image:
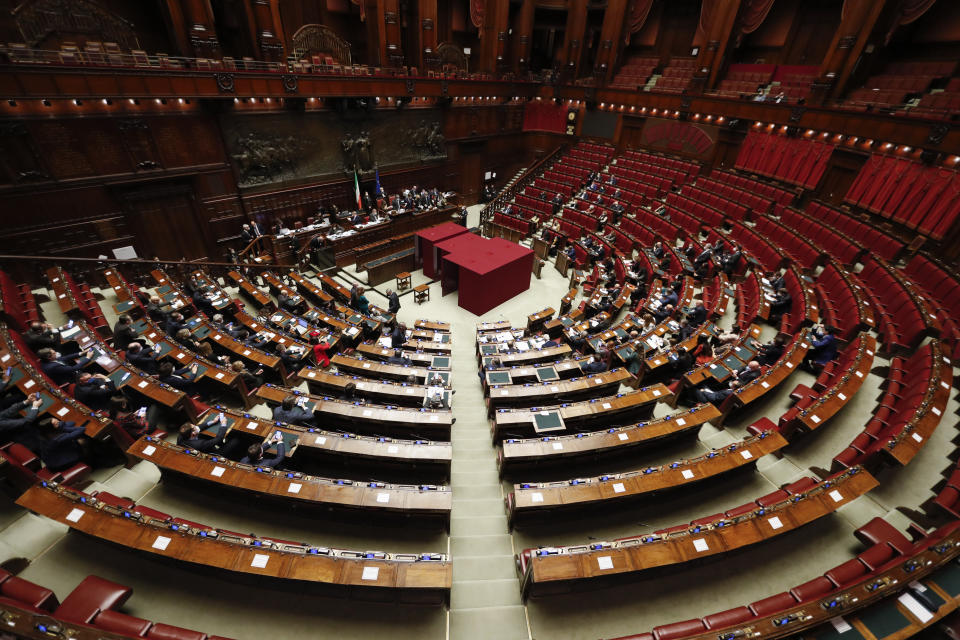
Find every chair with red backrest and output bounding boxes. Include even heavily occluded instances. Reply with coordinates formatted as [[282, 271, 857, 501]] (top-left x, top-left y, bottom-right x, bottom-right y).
[[0, 574, 59, 611], [748, 592, 798, 616], [702, 606, 754, 630], [790, 576, 834, 603], [92, 609, 152, 636], [147, 622, 207, 640], [652, 618, 706, 640], [55, 575, 133, 624]]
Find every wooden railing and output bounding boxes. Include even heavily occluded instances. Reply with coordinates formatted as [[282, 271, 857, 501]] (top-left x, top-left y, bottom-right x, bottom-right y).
[[480, 144, 567, 224]]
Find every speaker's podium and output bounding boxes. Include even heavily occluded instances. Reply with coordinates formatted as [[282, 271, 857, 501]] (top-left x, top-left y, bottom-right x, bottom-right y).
[[434, 233, 534, 316]]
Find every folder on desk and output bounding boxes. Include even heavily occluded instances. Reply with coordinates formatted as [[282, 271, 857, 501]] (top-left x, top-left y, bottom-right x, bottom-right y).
[[480, 345, 498, 356], [115, 300, 136, 313], [5, 367, 25, 385], [431, 356, 450, 368], [536, 367, 559, 382], [532, 411, 565, 433], [486, 371, 512, 385]]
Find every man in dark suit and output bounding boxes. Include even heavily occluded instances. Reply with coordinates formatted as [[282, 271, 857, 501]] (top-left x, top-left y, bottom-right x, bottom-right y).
[[0, 393, 43, 443], [804, 325, 838, 371], [24, 323, 60, 352], [177, 413, 229, 453], [272, 395, 314, 426], [687, 301, 707, 327], [386, 288, 400, 315], [158, 361, 200, 393], [757, 335, 787, 366], [125, 342, 159, 374], [73, 373, 116, 412], [241, 432, 285, 468], [112, 315, 138, 351], [38, 348, 92, 386], [389, 323, 406, 349], [736, 361, 764, 385], [146, 296, 171, 323]]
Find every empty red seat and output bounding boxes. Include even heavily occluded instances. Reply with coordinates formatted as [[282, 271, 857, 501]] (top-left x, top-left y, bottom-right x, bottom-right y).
[[93, 609, 152, 636], [854, 517, 914, 554], [748, 592, 797, 616], [56, 575, 133, 624], [1, 575, 59, 611], [652, 618, 706, 640], [790, 576, 834, 603], [824, 558, 870, 588], [857, 543, 900, 571], [702, 606, 753, 629], [147, 623, 207, 640]]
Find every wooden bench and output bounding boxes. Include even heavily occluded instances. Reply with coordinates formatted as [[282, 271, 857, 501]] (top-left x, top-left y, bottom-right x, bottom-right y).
[[365, 248, 416, 286]]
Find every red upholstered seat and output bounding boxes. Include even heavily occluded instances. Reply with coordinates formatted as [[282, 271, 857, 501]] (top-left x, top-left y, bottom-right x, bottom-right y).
[[652, 618, 706, 640], [855, 517, 914, 554], [135, 506, 172, 522], [790, 576, 834, 603], [746, 417, 777, 436], [725, 502, 758, 518], [825, 558, 870, 588], [95, 492, 135, 510], [93, 609, 152, 636], [748, 592, 798, 616], [756, 490, 789, 507], [783, 478, 817, 494], [3, 443, 39, 469], [607, 634, 654, 640], [857, 543, 901, 571], [147, 623, 207, 640], [702, 606, 754, 629], [56, 575, 133, 624], [1, 575, 59, 611]]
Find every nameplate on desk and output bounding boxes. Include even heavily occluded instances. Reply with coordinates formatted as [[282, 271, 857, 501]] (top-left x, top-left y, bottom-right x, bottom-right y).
[[652, 389, 661, 396], [430, 415, 439, 421], [828, 489, 843, 502], [152, 535, 171, 551], [66, 508, 85, 523], [210, 466, 225, 477], [912, 433, 923, 443], [247, 422, 258, 430], [681, 470, 694, 480], [617, 433, 628, 441], [137, 381, 148, 388], [56, 407, 70, 417], [551, 386, 559, 392], [251, 554, 269, 568], [215, 372, 224, 379], [740, 450, 753, 460], [23, 380, 35, 389], [810, 415, 821, 424], [838, 393, 847, 401], [142, 445, 156, 456], [387, 445, 399, 454], [363, 363, 370, 368], [501, 390, 509, 395], [767, 516, 783, 530], [288, 483, 302, 494], [612, 483, 625, 494], [933, 407, 942, 416], [0, 355, 8, 362], [602, 403, 611, 409], [361, 566, 380, 581], [675, 418, 686, 426], [376, 493, 390, 503], [692, 538, 709, 552], [58, 294, 66, 299], [855, 371, 863, 377], [596, 556, 614, 570]]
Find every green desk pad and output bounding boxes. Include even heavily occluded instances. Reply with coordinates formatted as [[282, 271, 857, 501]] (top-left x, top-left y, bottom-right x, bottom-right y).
[[432, 356, 450, 368], [857, 598, 912, 639], [535, 367, 559, 382], [486, 372, 512, 385], [533, 411, 564, 433]]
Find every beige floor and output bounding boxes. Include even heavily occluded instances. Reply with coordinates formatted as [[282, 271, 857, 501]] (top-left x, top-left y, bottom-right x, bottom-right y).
[[6, 204, 958, 639]]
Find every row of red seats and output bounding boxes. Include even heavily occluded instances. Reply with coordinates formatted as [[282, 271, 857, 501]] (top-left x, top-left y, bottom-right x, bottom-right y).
[[619, 218, 659, 248], [862, 74, 932, 92], [859, 256, 939, 354], [806, 201, 904, 262], [727, 223, 782, 273], [843, 155, 960, 241], [752, 216, 820, 270], [515, 194, 552, 215], [667, 192, 725, 229], [609, 165, 672, 194], [545, 167, 589, 185], [735, 272, 762, 331], [615, 160, 689, 187], [660, 66, 695, 79], [778, 207, 863, 266], [886, 60, 956, 77], [903, 253, 960, 359], [603, 225, 635, 255], [913, 91, 960, 116], [0, 568, 231, 640], [832, 341, 946, 470], [61, 271, 109, 333], [493, 213, 532, 235], [683, 185, 749, 222], [716, 79, 763, 94], [650, 77, 688, 93], [662, 205, 703, 235], [557, 218, 585, 241], [696, 176, 773, 215], [508, 204, 539, 222], [574, 142, 616, 159], [780, 333, 874, 430], [815, 260, 874, 341], [531, 177, 573, 197], [735, 131, 833, 189], [562, 207, 601, 232], [634, 209, 682, 241], [846, 88, 909, 107], [562, 156, 604, 173], [0, 269, 40, 331], [621, 517, 959, 640], [725, 70, 773, 84], [620, 150, 700, 180], [567, 150, 609, 166]]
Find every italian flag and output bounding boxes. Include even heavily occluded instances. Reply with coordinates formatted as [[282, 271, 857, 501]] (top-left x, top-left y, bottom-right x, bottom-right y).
[[354, 171, 362, 210]]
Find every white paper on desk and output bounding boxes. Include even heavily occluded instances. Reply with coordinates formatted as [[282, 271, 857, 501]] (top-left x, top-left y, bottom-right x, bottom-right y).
[[287, 483, 302, 494], [314, 436, 326, 445], [681, 469, 695, 480], [692, 538, 709, 552], [767, 516, 783, 530], [152, 535, 171, 551], [829, 489, 844, 502], [56, 406, 70, 417], [597, 556, 614, 570], [378, 337, 391, 348], [247, 421, 258, 430], [142, 445, 156, 456], [829, 616, 852, 633], [376, 493, 390, 503], [552, 442, 563, 450], [362, 566, 380, 581], [612, 483, 626, 494], [618, 433, 628, 441], [66, 508, 84, 523], [210, 466, 225, 477], [251, 554, 269, 568], [23, 379, 35, 389], [898, 592, 934, 623], [740, 450, 753, 460], [531, 492, 544, 503]]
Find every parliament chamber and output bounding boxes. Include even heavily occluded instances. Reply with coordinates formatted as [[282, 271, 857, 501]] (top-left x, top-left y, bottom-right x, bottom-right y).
[[2, 0, 960, 638]]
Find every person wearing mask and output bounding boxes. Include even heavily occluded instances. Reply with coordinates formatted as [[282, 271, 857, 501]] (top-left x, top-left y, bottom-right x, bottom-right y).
[[73, 373, 116, 412], [273, 395, 314, 426], [125, 342, 159, 374], [177, 413, 230, 452], [157, 361, 200, 393], [231, 361, 263, 391], [35, 418, 89, 472], [37, 348, 92, 386], [112, 315, 138, 351]]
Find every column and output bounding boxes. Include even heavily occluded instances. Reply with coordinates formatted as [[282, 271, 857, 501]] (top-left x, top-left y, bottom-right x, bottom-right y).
[[817, 0, 889, 101], [559, 0, 588, 79], [511, 0, 535, 74], [380, 0, 404, 68], [478, 0, 508, 73], [594, 0, 629, 82], [420, 0, 439, 71], [179, 0, 220, 58], [691, 0, 742, 93], [364, 0, 382, 67], [249, 0, 285, 62]]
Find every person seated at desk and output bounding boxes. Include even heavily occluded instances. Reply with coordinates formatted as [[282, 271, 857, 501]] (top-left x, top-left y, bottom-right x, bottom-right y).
[[389, 322, 407, 349], [158, 361, 201, 394], [694, 379, 741, 405], [164, 312, 187, 338], [387, 349, 410, 365], [273, 395, 314, 426], [309, 334, 331, 368], [765, 269, 786, 292], [146, 296, 172, 324], [563, 244, 577, 261], [231, 361, 263, 391], [245, 331, 272, 352], [112, 315, 138, 351], [736, 361, 764, 386], [241, 432, 285, 469], [654, 303, 675, 325], [597, 212, 608, 226], [768, 287, 793, 324], [423, 382, 449, 410], [178, 413, 230, 453], [174, 328, 215, 359], [652, 242, 665, 259], [24, 322, 60, 353], [693, 339, 714, 367], [341, 382, 360, 402], [659, 285, 679, 308], [757, 335, 788, 366], [722, 248, 743, 275], [276, 344, 306, 373], [37, 347, 92, 386], [677, 318, 696, 341], [0, 393, 43, 443], [33, 417, 90, 472], [686, 300, 708, 327], [73, 373, 117, 412], [211, 314, 244, 339], [125, 342, 159, 374], [348, 211, 363, 225], [581, 354, 608, 375], [109, 396, 156, 440], [803, 325, 837, 372], [277, 291, 303, 314]]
